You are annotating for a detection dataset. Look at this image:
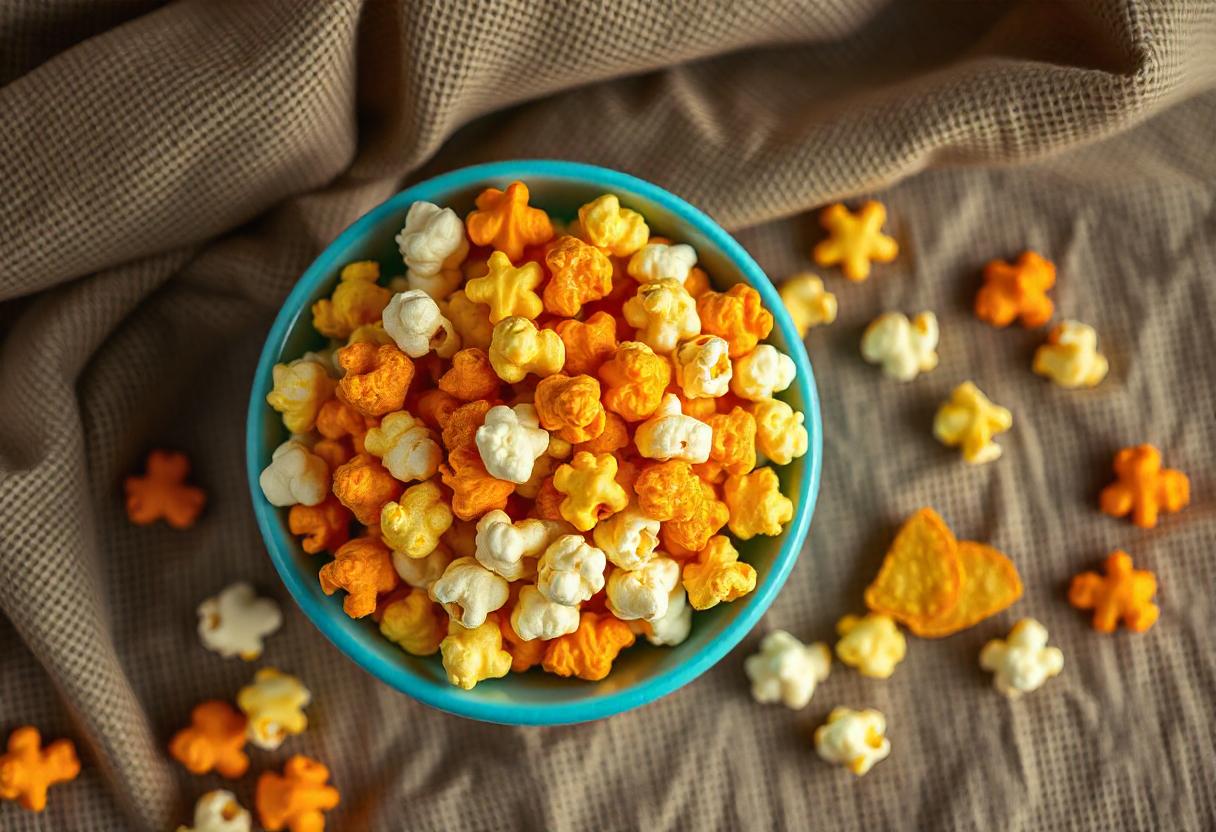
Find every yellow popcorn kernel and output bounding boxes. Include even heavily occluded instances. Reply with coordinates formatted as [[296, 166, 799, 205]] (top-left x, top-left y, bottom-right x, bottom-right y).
[[266, 358, 335, 434], [834, 613, 907, 679], [236, 668, 311, 751], [682, 535, 757, 610], [380, 480, 453, 559], [552, 451, 629, 532], [723, 467, 793, 539], [311, 260, 391, 339], [464, 251, 544, 324], [1032, 320, 1109, 389], [812, 201, 898, 282], [488, 317, 566, 383], [578, 194, 649, 257], [379, 589, 446, 656], [779, 273, 838, 337], [440, 614, 513, 690], [933, 381, 1013, 464], [445, 290, 495, 351]]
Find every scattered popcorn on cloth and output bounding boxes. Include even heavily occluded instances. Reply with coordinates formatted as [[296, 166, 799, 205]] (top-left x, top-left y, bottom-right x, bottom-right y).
[[979, 618, 1064, 698], [177, 790, 252, 832], [125, 450, 206, 529], [1069, 550, 1159, 633], [975, 251, 1055, 328], [779, 273, 837, 336], [1099, 444, 1189, 529], [744, 630, 831, 709], [933, 381, 1013, 464], [0, 727, 80, 812], [812, 201, 898, 282], [835, 613, 907, 679], [255, 755, 340, 832], [236, 668, 311, 750], [814, 708, 891, 776], [1033, 320, 1108, 388], [860, 311, 939, 381], [196, 582, 282, 661]]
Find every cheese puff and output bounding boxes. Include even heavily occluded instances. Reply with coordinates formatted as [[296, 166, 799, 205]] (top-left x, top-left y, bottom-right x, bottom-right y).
[[444, 290, 494, 351], [724, 467, 793, 539], [534, 373, 607, 443], [606, 556, 681, 621], [0, 727, 79, 814], [574, 411, 631, 456], [392, 543, 454, 591], [750, 399, 808, 465], [465, 181, 554, 263], [396, 201, 469, 294], [553, 452, 629, 531], [237, 668, 311, 751], [288, 497, 352, 555], [779, 273, 837, 337], [933, 381, 1013, 464], [1033, 320, 1109, 388], [414, 389, 461, 430], [254, 755, 339, 832], [267, 358, 335, 434], [578, 194, 649, 257], [593, 503, 661, 570], [336, 342, 414, 417], [488, 317, 565, 383], [537, 534, 608, 606], [835, 613, 907, 679], [682, 536, 757, 610], [318, 536, 398, 618], [1069, 550, 1160, 633], [168, 702, 248, 779], [311, 438, 353, 472], [441, 614, 513, 689], [623, 278, 700, 354], [382, 289, 461, 359], [599, 341, 672, 422], [315, 397, 374, 454], [627, 242, 697, 285], [661, 480, 729, 554], [442, 399, 493, 452], [380, 480, 453, 559], [1099, 444, 1189, 529], [975, 251, 1055, 328], [465, 251, 544, 323], [555, 311, 618, 376], [532, 476, 565, 521], [634, 460, 704, 522], [542, 611, 636, 681], [499, 613, 548, 672], [673, 334, 733, 399], [311, 261, 391, 339], [331, 453, 403, 526], [438, 348, 502, 402], [258, 440, 329, 507], [124, 450, 206, 529], [430, 557, 509, 628], [511, 584, 581, 641], [694, 406, 757, 483], [634, 393, 712, 463], [543, 235, 614, 316], [475, 403, 551, 484], [730, 344, 796, 402], [696, 284, 774, 358], [363, 411, 441, 483]]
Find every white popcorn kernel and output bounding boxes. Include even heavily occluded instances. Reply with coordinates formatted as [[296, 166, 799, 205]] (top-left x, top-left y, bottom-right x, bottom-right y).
[[382, 289, 460, 358], [430, 557, 510, 629], [979, 618, 1064, 698], [730, 344, 796, 401], [592, 503, 661, 571], [363, 411, 442, 484], [744, 630, 831, 710], [510, 584, 581, 641], [605, 557, 681, 621], [860, 311, 939, 381], [473, 509, 568, 581], [634, 393, 712, 463], [258, 440, 328, 507], [196, 582, 283, 661], [673, 334, 733, 399], [536, 535, 607, 606], [626, 242, 698, 285], [475, 404, 550, 484], [814, 707, 890, 776]]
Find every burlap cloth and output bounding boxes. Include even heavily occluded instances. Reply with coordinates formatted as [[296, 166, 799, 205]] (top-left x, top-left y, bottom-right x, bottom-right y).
[[2, 1, 1214, 829]]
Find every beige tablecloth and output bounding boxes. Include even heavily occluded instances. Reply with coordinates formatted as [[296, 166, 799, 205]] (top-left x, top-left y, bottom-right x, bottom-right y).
[[1, 2, 1214, 829]]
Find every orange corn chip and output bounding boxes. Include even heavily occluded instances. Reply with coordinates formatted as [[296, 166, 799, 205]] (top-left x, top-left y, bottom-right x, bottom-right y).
[[863, 508, 962, 626], [906, 542, 1023, 638]]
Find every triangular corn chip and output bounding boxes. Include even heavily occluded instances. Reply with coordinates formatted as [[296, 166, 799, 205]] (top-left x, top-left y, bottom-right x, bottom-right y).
[[863, 508, 962, 626], [909, 541, 1023, 638]]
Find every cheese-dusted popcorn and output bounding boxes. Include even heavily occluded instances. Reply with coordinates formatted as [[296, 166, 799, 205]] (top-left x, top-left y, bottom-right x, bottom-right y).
[[606, 556, 681, 621], [445, 290, 494, 351], [510, 584, 581, 641], [474, 510, 567, 581], [812, 201, 898, 282], [724, 467, 793, 539], [634, 394, 712, 463], [779, 273, 838, 337], [537, 534, 607, 606], [623, 278, 701, 354], [835, 613, 906, 679], [318, 535, 399, 618], [488, 317, 565, 383], [382, 289, 460, 358], [380, 480, 453, 559], [258, 440, 329, 507], [673, 335, 733, 399], [464, 181, 554, 263], [236, 668, 310, 751], [578, 194, 649, 257], [553, 451, 629, 531], [814, 708, 891, 776], [627, 242, 697, 285], [331, 453, 403, 526], [696, 407, 757, 482], [392, 545, 453, 590], [544, 235, 614, 317], [534, 373, 608, 444], [979, 618, 1064, 698], [682, 536, 757, 610], [363, 411, 441, 483], [440, 614, 513, 689], [1033, 320, 1109, 389], [254, 755, 340, 832], [556, 311, 618, 376], [730, 344, 796, 401], [697, 284, 773, 358], [336, 341, 414, 418], [598, 341, 671, 422], [311, 261, 391, 339], [1099, 444, 1189, 529], [197, 582, 283, 661], [465, 251, 544, 323], [860, 311, 939, 381], [976, 250, 1055, 329], [266, 358, 335, 433], [750, 399, 808, 466], [379, 588, 446, 656], [542, 612, 635, 681], [640, 585, 692, 646], [430, 557, 509, 628], [592, 503, 661, 570], [473, 404, 550, 484], [178, 790, 251, 832], [396, 201, 469, 295], [168, 702, 248, 779], [933, 381, 1013, 464], [744, 630, 832, 710]]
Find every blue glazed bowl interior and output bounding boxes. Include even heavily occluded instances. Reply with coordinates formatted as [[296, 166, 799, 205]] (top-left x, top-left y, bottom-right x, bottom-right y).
[[246, 160, 822, 725]]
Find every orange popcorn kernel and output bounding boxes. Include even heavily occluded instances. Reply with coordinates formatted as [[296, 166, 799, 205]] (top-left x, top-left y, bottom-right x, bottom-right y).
[[0, 727, 80, 813], [415, 388, 462, 430], [465, 181, 554, 263], [543, 235, 614, 317], [168, 700, 249, 779], [696, 284, 773, 358], [336, 342, 414, 417], [256, 755, 340, 832], [634, 460, 704, 522], [1099, 444, 1189, 529], [315, 397, 374, 454], [438, 348, 502, 402], [440, 445, 515, 521], [1069, 550, 1159, 633], [975, 251, 1056, 328], [318, 536, 399, 619], [441, 399, 493, 451], [499, 615, 546, 672], [598, 341, 672, 422], [534, 373, 607, 443], [532, 476, 565, 521], [555, 310, 618, 376], [694, 406, 757, 483], [125, 450, 206, 529], [331, 453, 402, 525], [683, 535, 757, 610], [661, 480, 729, 554], [574, 411, 631, 456], [542, 611, 636, 681], [553, 451, 630, 531], [288, 497, 352, 555], [684, 266, 711, 298], [311, 437, 353, 471]]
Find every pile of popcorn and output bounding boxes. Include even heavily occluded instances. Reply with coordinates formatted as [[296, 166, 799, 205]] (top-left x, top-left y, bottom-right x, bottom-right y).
[[259, 182, 807, 690]]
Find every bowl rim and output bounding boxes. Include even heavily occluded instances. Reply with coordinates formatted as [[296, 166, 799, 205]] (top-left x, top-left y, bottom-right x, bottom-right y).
[[246, 159, 823, 725]]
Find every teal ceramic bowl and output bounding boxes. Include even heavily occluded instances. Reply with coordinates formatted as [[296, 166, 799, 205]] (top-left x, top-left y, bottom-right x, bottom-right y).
[[246, 160, 822, 725]]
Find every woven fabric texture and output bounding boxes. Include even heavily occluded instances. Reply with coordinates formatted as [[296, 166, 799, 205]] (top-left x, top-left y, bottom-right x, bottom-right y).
[[1, 1, 1214, 829]]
